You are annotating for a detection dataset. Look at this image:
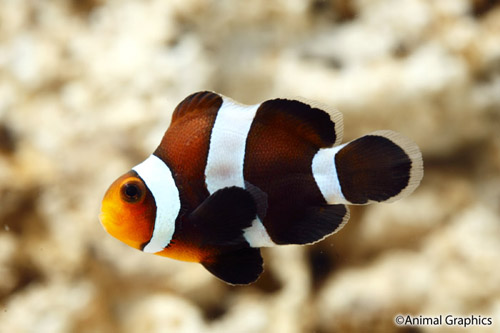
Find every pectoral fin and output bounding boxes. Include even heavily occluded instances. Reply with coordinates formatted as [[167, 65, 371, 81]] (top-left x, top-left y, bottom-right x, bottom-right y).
[[189, 186, 257, 246]]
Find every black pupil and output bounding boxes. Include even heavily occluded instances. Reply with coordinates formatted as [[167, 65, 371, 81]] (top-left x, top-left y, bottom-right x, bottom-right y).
[[124, 183, 140, 199]]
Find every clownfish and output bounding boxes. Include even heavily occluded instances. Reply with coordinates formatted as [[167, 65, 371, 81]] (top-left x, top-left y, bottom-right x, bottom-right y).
[[100, 91, 423, 285]]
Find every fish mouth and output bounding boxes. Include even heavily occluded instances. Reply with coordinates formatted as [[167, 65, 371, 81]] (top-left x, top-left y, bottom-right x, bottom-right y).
[[98, 211, 105, 225], [98, 207, 124, 229], [98, 209, 116, 228], [98, 211, 108, 230]]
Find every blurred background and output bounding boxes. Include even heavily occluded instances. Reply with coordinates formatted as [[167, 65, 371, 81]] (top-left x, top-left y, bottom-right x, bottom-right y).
[[1, 0, 499, 332]]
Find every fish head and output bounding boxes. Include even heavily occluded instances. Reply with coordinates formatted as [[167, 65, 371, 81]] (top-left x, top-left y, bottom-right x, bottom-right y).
[[99, 171, 156, 250]]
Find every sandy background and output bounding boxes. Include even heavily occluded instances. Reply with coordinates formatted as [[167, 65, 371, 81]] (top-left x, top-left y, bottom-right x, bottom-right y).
[[1, 0, 500, 332]]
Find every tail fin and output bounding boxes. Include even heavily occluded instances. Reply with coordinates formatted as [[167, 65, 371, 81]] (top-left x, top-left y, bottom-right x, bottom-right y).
[[333, 130, 423, 204]]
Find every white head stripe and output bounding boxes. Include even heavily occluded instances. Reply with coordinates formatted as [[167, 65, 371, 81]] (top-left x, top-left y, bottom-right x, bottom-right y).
[[132, 155, 180, 253], [312, 145, 349, 204], [204, 98, 276, 247]]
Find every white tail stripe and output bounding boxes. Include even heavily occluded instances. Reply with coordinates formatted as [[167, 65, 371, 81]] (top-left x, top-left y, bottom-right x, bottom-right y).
[[312, 144, 349, 204], [133, 155, 180, 253], [204, 97, 276, 247]]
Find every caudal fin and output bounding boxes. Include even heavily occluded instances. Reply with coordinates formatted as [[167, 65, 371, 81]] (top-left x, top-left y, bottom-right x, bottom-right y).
[[333, 130, 423, 204]]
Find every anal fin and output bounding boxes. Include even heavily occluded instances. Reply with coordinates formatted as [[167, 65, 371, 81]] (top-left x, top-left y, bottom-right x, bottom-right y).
[[202, 247, 263, 285], [276, 204, 350, 245]]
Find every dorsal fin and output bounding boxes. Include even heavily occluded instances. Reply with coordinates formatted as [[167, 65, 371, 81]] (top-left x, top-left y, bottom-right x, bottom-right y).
[[254, 98, 343, 148], [171, 91, 223, 124]]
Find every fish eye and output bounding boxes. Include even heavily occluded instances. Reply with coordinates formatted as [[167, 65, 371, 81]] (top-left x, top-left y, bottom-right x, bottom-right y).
[[120, 180, 145, 203]]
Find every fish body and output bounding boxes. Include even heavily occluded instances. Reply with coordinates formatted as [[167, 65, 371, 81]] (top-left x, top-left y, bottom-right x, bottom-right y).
[[100, 91, 423, 285]]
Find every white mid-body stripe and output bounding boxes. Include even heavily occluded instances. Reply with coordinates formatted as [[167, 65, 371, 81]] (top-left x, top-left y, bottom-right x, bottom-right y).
[[312, 144, 349, 204], [133, 155, 181, 253], [243, 219, 274, 248], [205, 98, 276, 247], [205, 99, 259, 192]]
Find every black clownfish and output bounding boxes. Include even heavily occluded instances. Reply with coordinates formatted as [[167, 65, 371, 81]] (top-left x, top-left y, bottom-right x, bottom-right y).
[[100, 91, 423, 285]]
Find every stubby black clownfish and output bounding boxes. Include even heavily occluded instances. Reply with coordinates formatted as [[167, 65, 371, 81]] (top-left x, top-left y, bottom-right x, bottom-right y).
[[100, 91, 423, 285]]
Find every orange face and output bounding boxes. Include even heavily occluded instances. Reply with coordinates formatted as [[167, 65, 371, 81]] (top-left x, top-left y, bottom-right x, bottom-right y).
[[99, 171, 156, 250]]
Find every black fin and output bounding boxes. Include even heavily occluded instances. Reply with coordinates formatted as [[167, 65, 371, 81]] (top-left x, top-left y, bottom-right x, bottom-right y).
[[244, 181, 268, 220], [202, 247, 263, 285], [256, 98, 343, 148], [335, 130, 424, 204], [189, 186, 257, 246], [273, 204, 350, 245], [171, 91, 223, 124]]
